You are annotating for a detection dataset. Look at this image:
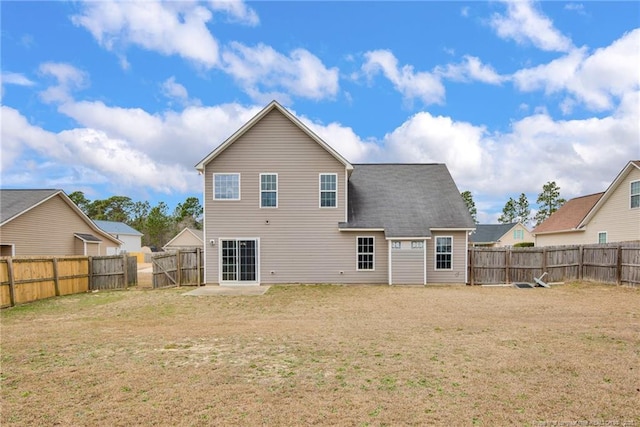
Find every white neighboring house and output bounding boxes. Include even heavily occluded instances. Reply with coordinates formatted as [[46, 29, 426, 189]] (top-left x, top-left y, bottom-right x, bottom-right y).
[[93, 220, 143, 255]]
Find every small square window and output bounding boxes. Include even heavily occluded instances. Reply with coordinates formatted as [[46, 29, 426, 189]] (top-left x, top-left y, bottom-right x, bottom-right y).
[[598, 232, 607, 244]]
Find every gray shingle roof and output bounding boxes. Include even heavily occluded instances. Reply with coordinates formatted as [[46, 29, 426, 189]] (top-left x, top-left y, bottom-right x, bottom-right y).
[[470, 223, 517, 244], [74, 233, 102, 242], [0, 189, 60, 224], [340, 164, 475, 238], [93, 220, 143, 236]]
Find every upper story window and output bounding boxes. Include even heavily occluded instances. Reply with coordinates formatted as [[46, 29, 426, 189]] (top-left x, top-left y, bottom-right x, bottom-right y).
[[631, 181, 640, 209], [598, 232, 607, 244], [513, 229, 524, 240], [357, 237, 375, 270], [320, 173, 337, 208], [435, 236, 453, 270], [260, 173, 278, 208], [214, 173, 240, 200]]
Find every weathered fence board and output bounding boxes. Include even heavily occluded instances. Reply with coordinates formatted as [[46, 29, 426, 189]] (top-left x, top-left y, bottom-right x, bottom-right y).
[[152, 249, 203, 289], [468, 243, 640, 287], [1, 255, 137, 308]]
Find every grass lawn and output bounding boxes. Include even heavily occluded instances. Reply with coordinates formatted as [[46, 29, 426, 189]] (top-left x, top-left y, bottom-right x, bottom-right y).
[[1, 283, 638, 426]]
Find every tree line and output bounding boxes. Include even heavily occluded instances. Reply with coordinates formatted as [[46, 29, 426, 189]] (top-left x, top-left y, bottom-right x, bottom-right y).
[[461, 181, 566, 227], [69, 192, 203, 249]]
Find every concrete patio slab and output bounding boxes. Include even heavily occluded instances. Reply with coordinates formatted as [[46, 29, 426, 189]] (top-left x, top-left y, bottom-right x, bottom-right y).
[[182, 286, 270, 296]]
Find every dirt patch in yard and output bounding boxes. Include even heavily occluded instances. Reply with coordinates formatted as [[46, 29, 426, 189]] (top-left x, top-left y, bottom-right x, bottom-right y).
[[1, 283, 639, 426]]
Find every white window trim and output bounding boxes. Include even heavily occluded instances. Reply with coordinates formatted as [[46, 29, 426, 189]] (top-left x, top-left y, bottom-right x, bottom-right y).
[[213, 173, 241, 201], [598, 231, 608, 244], [319, 173, 338, 208], [356, 236, 375, 271], [434, 236, 453, 271], [259, 173, 278, 208], [630, 180, 640, 209]]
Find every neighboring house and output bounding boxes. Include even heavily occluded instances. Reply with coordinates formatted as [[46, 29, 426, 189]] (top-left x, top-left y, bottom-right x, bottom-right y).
[[194, 101, 475, 286], [0, 189, 121, 257], [93, 220, 143, 254], [470, 223, 534, 247], [533, 160, 640, 246], [163, 227, 204, 251]]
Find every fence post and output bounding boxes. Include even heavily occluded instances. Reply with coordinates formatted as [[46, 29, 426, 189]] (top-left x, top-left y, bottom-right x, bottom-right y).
[[196, 247, 202, 287], [578, 246, 583, 280], [616, 245, 622, 285], [122, 254, 128, 289], [469, 248, 475, 286], [505, 248, 510, 284], [88, 256, 93, 290], [176, 250, 182, 287], [52, 258, 60, 296], [542, 247, 547, 275], [7, 258, 15, 307]]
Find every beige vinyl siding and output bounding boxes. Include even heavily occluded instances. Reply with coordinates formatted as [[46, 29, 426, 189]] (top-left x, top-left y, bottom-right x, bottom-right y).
[[204, 109, 387, 284], [0, 195, 119, 256], [391, 241, 425, 285], [499, 223, 534, 247], [166, 231, 203, 249], [426, 231, 468, 283], [585, 167, 640, 244], [535, 230, 587, 247]]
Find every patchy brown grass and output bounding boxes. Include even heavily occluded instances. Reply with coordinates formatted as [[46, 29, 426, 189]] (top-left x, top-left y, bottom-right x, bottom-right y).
[[1, 283, 639, 426]]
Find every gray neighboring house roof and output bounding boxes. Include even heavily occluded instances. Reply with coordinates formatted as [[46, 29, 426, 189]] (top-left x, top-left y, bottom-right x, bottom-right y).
[[470, 223, 517, 244], [0, 189, 60, 224], [93, 220, 143, 236], [339, 164, 476, 238]]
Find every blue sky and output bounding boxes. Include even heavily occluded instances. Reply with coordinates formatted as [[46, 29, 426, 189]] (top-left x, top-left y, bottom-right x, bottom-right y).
[[2, 0, 639, 224]]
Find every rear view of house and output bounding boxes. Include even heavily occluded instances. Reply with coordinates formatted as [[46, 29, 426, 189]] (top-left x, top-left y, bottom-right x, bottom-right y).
[[195, 101, 475, 286], [0, 189, 121, 256]]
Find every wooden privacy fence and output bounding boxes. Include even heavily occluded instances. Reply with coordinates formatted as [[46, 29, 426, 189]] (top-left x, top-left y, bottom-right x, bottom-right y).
[[0, 255, 137, 308], [152, 249, 203, 289], [468, 243, 640, 287]]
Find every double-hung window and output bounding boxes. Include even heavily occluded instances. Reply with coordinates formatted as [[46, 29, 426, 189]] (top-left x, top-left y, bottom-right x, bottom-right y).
[[435, 236, 453, 270], [357, 237, 375, 271], [214, 173, 240, 200], [513, 229, 524, 240], [631, 181, 640, 209], [320, 173, 337, 207], [260, 173, 278, 208]]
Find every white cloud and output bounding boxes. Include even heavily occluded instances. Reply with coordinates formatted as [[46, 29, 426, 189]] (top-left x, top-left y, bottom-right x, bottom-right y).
[[490, 0, 574, 52], [436, 55, 505, 85], [161, 76, 201, 107], [361, 50, 445, 106], [381, 112, 488, 182], [71, 1, 220, 68], [38, 62, 89, 103], [1, 72, 35, 86], [208, 0, 259, 26], [512, 29, 640, 111], [221, 42, 340, 101]]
